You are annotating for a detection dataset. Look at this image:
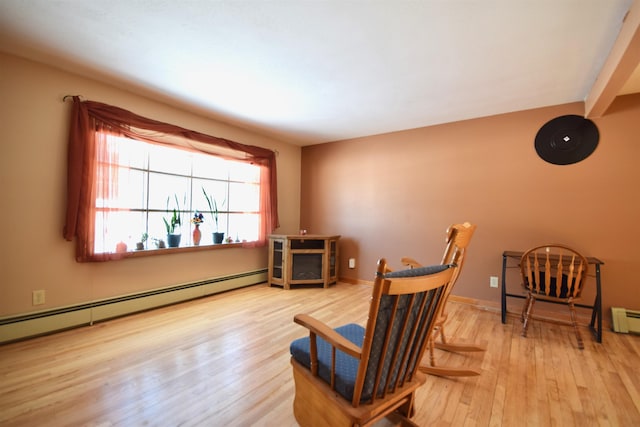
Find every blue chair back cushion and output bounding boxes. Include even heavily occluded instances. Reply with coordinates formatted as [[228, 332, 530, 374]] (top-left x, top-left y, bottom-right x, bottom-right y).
[[362, 264, 449, 400], [383, 263, 451, 279]]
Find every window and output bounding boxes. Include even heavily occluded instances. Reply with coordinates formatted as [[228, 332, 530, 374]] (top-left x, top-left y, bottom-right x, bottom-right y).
[[64, 97, 278, 262], [95, 135, 261, 253]]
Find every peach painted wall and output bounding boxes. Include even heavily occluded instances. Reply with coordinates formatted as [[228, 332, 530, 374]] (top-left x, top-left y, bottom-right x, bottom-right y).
[[0, 53, 301, 317], [301, 94, 640, 317]]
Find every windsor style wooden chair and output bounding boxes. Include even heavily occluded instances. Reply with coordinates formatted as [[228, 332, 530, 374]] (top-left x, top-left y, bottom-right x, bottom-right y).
[[520, 244, 589, 349], [289, 258, 455, 426]]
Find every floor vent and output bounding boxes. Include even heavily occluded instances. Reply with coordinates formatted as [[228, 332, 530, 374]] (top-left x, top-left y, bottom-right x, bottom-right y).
[[611, 307, 640, 334]]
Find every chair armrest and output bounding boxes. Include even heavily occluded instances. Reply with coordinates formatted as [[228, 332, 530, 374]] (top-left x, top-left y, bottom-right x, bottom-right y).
[[401, 257, 423, 269], [294, 313, 362, 359]]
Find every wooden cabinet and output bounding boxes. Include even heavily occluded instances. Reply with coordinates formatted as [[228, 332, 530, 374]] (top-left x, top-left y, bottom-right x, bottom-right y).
[[268, 235, 340, 289]]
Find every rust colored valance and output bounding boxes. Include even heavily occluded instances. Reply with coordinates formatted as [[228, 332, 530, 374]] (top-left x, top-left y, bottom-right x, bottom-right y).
[[63, 96, 278, 261]]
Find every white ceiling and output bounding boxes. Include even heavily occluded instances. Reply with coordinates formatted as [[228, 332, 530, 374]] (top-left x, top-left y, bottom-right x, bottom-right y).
[[0, 0, 638, 146]]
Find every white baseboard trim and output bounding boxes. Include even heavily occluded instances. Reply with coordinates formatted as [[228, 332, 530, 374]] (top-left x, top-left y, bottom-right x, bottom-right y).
[[0, 269, 267, 344]]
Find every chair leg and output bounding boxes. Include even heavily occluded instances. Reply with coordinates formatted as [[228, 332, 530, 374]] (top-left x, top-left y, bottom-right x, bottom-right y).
[[521, 296, 535, 338], [418, 305, 486, 377], [437, 323, 446, 344], [521, 294, 531, 323], [385, 392, 421, 426], [386, 412, 421, 427], [421, 329, 481, 377], [569, 302, 584, 350], [428, 334, 437, 367], [420, 329, 481, 377]]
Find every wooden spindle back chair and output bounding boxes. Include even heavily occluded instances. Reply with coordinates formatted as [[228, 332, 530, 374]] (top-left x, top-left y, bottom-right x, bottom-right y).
[[520, 244, 589, 349], [289, 259, 455, 427]]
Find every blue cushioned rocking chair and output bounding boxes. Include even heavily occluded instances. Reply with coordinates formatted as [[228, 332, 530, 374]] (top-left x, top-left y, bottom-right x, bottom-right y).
[[290, 258, 455, 427]]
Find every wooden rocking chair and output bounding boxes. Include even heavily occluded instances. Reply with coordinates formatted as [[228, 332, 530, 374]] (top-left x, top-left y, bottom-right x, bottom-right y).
[[290, 259, 455, 427], [402, 222, 485, 377]]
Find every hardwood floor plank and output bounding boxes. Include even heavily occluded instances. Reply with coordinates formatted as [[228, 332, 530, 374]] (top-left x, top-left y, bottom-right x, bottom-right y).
[[1, 282, 639, 426], [487, 320, 513, 426]]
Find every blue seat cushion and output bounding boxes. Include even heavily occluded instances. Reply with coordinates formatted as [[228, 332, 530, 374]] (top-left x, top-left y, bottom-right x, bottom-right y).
[[290, 323, 365, 402]]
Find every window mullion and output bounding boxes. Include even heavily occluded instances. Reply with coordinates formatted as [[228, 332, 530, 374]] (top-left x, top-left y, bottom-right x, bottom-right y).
[[94, 134, 261, 255]]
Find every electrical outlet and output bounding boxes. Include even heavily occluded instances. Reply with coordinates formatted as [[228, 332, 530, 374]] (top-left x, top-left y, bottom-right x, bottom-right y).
[[348, 258, 356, 269], [32, 290, 46, 305], [489, 276, 499, 288]]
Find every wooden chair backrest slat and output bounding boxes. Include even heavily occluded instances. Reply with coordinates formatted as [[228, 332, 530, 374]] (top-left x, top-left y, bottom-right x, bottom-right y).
[[351, 260, 453, 406], [521, 244, 588, 300]]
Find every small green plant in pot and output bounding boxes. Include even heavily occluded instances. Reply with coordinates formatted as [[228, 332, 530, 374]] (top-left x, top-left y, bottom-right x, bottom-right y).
[[152, 237, 166, 249], [135, 232, 148, 250], [202, 187, 226, 244], [163, 194, 184, 247]]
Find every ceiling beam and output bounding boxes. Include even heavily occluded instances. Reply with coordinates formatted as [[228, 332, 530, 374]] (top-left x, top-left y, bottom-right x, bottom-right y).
[[585, 0, 640, 118]]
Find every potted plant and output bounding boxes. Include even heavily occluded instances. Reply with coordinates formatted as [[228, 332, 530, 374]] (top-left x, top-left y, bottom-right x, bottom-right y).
[[163, 194, 183, 247], [135, 232, 148, 250], [202, 187, 226, 244], [152, 237, 166, 249]]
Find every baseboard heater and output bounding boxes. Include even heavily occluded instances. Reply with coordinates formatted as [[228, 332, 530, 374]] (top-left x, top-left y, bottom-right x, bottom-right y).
[[611, 307, 640, 334], [0, 269, 267, 344]]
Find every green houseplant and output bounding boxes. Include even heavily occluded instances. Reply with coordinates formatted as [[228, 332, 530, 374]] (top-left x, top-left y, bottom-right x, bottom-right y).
[[202, 187, 226, 244], [163, 194, 183, 247], [135, 232, 148, 250]]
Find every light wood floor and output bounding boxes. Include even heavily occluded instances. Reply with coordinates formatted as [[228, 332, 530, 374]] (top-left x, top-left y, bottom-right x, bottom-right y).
[[1, 282, 639, 426]]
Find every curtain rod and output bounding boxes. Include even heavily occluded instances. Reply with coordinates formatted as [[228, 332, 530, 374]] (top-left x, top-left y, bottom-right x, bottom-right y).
[[63, 95, 83, 102], [61, 94, 279, 155]]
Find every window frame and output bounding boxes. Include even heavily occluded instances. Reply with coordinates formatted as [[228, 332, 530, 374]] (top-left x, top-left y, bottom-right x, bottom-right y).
[[96, 133, 263, 253], [63, 97, 278, 262]]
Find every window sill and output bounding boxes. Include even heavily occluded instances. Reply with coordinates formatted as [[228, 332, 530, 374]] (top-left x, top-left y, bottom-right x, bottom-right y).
[[113, 242, 246, 259]]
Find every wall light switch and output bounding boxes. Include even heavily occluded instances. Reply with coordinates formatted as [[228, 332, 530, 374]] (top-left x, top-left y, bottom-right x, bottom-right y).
[[348, 258, 356, 269]]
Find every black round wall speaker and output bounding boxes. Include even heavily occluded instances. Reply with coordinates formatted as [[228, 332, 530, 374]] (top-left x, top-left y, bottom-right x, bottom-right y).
[[534, 115, 599, 165]]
